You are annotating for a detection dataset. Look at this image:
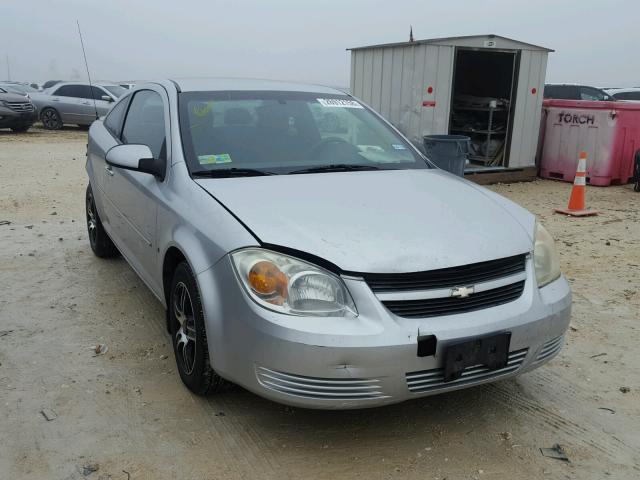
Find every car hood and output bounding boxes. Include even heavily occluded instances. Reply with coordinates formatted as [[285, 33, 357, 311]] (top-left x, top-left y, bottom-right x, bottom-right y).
[[195, 169, 535, 273], [0, 92, 31, 102]]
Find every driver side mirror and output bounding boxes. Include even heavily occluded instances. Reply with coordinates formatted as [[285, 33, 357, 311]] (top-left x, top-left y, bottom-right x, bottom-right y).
[[105, 144, 165, 180], [101, 95, 113, 102]]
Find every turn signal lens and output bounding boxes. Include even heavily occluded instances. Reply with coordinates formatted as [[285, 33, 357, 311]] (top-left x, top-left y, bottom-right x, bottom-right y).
[[231, 248, 357, 317], [248, 261, 288, 299]]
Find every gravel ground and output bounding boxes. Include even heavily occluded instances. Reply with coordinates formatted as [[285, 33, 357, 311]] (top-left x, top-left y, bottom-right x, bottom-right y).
[[1, 127, 639, 480]]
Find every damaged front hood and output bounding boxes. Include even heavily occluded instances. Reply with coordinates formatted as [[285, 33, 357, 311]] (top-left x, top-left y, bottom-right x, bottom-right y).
[[196, 169, 534, 273]]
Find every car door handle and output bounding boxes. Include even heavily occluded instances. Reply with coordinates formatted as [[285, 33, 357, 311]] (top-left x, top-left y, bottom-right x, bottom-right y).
[[82, 101, 91, 105], [52, 98, 60, 102], [105, 165, 114, 176]]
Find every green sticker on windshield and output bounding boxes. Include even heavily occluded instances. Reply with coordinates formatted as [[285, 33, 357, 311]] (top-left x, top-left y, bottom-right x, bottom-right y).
[[198, 153, 232, 165]]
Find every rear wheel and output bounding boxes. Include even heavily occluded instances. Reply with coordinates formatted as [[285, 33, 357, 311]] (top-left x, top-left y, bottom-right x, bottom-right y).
[[86, 185, 119, 258], [169, 261, 224, 395], [41, 108, 62, 130]]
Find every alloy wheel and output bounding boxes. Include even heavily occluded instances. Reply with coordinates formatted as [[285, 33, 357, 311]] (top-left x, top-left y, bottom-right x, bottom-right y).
[[42, 109, 60, 129], [173, 281, 197, 375], [86, 190, 97, 247]]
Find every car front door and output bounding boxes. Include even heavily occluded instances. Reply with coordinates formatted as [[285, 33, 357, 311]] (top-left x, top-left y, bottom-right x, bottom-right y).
[[102, 88, 168, 294], [49, 84, 86, 123], [90, 86, 115, 117]]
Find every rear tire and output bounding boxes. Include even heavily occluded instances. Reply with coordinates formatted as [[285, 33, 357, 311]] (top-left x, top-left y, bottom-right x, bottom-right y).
[[169, 261, 224, 395], [41, 108, 62, 130], [86, 185, 119, 258]]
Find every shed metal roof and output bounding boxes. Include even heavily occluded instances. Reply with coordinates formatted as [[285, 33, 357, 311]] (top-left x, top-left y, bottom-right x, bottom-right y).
[[348, 34, 554, 52]]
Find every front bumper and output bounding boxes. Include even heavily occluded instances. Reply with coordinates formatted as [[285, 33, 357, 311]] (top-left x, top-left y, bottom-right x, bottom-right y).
[[0, 108, 37, 128], [198, 255, 571, 409]]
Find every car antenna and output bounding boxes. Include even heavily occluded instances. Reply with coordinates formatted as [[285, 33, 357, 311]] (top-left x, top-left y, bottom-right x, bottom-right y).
[[77, 20, 99, 120]]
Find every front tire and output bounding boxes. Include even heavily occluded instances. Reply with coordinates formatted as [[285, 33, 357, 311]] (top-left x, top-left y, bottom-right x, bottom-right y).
[[169, 261, 224, 395], [41, 107, 62, 130], [86, 185, 119, 258]]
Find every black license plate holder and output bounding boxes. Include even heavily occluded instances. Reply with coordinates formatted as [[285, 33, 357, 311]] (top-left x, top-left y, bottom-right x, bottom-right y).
[[443, 333, 511, 383]]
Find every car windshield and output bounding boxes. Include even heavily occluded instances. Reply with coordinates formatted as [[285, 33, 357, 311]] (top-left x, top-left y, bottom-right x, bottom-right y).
[[178, 91, 428, 175], [103, 85, 126, 98]]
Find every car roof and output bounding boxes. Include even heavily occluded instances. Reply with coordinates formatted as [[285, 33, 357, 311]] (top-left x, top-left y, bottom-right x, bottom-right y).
[[48, 81, 120, 89], [169, 77, 345, 95]]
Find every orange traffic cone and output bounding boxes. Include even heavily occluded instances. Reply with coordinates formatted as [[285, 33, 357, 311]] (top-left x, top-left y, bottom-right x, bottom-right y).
[[554, 152, 598, 217]]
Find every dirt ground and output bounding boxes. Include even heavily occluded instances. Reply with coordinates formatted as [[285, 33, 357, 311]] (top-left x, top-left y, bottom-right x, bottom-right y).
[[1, 127, 639, 480]]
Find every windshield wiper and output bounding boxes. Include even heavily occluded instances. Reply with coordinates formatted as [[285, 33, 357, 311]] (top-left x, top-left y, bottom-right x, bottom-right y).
[[192, 168, 275, 178], [288, 164, 380, 175]]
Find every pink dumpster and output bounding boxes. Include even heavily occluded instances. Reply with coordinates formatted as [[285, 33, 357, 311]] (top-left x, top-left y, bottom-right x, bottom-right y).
[[538, 99, 640, 186]]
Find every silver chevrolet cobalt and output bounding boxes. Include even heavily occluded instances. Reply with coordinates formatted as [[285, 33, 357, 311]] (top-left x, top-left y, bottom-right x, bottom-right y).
[[85, 78, 571, 409]]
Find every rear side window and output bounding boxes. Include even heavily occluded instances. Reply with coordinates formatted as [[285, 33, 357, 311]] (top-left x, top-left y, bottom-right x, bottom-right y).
[[53, 85, 85, 98], [104, 97, 129, 138], [544, 85, 578, 99], [121, 90, 166, 159]]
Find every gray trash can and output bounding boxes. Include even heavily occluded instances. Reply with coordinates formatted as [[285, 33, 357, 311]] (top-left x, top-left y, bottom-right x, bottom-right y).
[[423, 135, 470, 177]]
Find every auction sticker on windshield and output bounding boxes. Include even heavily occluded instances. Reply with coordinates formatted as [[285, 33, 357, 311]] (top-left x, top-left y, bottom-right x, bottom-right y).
[[317, 98, 363, 108], [198, 153, 232, 165]]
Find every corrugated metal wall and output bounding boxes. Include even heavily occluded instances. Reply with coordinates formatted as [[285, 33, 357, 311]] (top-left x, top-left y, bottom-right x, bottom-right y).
[[350, 45, 454, 146], [350, 38, 549, 169]]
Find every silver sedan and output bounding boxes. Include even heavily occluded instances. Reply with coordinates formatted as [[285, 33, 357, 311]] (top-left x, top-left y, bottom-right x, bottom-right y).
[[31, 82, 126, 129], [85, 78, 571, 409]]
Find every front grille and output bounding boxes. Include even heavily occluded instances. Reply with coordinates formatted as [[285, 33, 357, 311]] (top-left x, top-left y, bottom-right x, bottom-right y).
[[361, 254, 526, 293], [535, 336, 564, 363], [255, 366, 388, 400], [6, 102, 35, 113], [406, 348, 528, 393], [382, 280, 525, 318]]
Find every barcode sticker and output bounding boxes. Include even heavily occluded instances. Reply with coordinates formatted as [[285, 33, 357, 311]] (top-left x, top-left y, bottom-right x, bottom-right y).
[[317, 98, 363, 108]]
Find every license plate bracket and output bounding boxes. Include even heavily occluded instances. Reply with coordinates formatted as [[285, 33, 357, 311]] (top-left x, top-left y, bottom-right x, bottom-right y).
[[443, 333, 511, 383]]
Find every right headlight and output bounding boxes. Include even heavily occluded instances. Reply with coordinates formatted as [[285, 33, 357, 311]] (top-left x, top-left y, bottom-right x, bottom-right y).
[[533, 221, 561, 287], [230, 248, 357, 317]]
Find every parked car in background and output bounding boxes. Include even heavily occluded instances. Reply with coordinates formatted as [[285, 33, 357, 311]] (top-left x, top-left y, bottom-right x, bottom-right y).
[[84, 78, 571, 408], [31, 82, 127, 129], [119, 82, 137, 90], [0, 82, 38, 97], [0, 87, 37, 132], [544, 84, 614, 101], [42, 80, 63, 89], [604, 87, 640, 101]]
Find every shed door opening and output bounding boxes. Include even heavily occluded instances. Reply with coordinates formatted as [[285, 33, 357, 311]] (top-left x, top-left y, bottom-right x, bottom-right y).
[[449, 48, 518, 168]]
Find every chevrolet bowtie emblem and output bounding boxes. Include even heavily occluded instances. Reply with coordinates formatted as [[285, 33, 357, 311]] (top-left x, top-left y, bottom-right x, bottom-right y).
[[451, 286, 475, 298]]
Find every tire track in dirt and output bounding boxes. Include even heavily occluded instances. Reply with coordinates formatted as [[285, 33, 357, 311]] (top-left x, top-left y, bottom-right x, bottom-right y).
[[198, 395, 286, 479], [485, 375, 640, 471]]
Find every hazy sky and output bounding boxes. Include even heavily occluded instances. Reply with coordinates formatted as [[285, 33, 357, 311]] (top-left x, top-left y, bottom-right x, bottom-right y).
[[2, 0, 639, 87]]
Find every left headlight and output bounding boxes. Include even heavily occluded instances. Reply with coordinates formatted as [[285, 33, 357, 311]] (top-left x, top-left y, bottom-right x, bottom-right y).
[[230, 248, 357, 317], [533, 221, 561, 287]]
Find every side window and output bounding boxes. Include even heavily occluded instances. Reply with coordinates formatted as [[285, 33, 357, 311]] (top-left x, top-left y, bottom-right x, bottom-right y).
[[121, 90, 166, 159], [580, 87, 607, 101], [616, 92, 640, 100], [104, 97, 129, 138], [53, 85, 80, 97], [90, 86, 108, 101]]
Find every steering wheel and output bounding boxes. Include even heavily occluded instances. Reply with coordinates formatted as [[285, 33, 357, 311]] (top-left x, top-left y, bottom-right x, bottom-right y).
[[308, 137, 355, 159]]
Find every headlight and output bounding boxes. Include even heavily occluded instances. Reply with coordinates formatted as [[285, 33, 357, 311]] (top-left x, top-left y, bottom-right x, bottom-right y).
[[230, 248, 357, 317], [533, 221, 561, 287]]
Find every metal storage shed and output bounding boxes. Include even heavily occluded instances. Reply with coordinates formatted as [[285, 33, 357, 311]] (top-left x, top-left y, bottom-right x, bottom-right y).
[[349, 34, 553, 178]]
